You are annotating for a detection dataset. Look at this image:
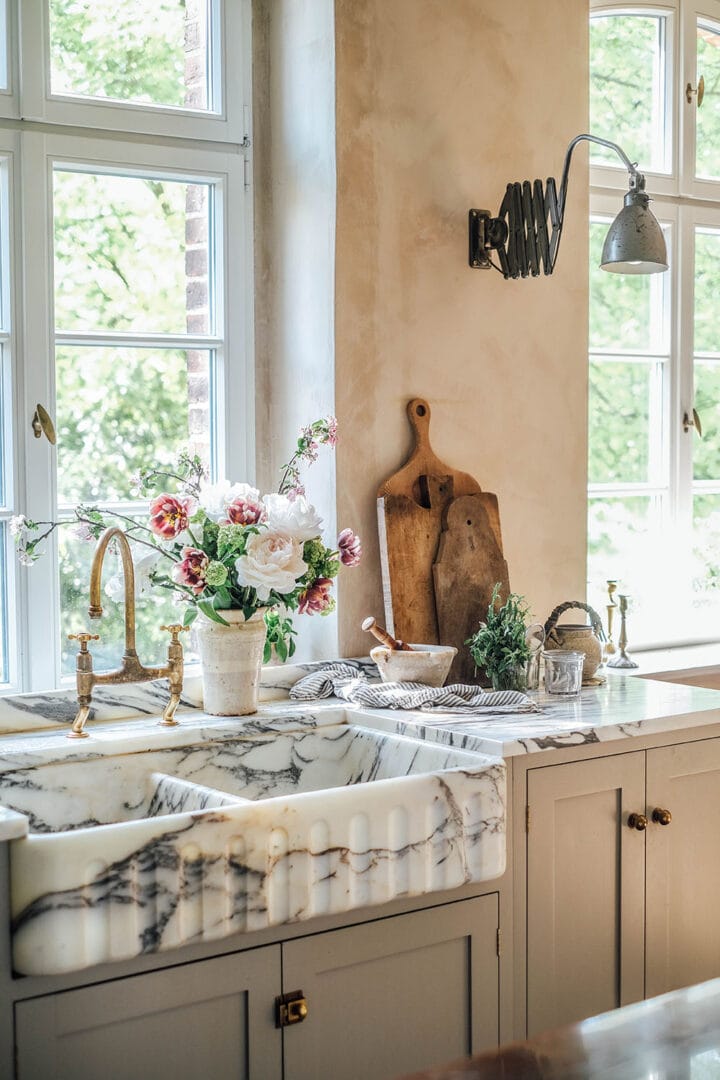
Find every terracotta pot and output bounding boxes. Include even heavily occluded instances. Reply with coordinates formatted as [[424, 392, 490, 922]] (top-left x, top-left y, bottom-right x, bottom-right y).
[[195, 609, 267, 716]]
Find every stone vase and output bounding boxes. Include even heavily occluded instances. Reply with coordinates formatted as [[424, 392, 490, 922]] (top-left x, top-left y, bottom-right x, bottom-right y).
[[195, 609, 267, 716]]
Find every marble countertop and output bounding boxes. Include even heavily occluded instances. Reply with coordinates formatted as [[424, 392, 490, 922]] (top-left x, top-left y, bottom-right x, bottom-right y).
[[403, 976, 720, 1079], [351, 672, 720, 758], [1, 665, 719, 842]]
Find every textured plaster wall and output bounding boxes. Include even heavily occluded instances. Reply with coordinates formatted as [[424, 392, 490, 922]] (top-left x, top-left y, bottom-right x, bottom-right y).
[[333, 0, 590, 657]]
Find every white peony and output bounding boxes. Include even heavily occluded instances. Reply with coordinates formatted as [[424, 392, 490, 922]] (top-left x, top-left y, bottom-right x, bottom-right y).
[[262, 493, 323, 542], [199, 479, 261, 520], [234, 530, 307, 601]]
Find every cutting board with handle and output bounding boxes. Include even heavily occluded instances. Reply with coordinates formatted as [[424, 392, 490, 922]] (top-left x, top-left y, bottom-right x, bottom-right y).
[[433, 494, 511, 684], [377, 398, 504, 646]]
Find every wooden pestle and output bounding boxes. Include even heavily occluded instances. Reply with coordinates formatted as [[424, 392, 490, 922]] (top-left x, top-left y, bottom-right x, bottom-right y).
[[361, 617, 414, 651]]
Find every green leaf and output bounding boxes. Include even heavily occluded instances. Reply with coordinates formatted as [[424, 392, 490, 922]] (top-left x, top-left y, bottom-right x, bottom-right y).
[[212, 586, 232, 609], [198, 599, 229, 626], [183, 605, 198, 627]]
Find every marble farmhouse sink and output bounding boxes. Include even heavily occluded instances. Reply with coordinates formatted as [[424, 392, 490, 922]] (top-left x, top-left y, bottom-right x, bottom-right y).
[[3, 723, 506, 975]]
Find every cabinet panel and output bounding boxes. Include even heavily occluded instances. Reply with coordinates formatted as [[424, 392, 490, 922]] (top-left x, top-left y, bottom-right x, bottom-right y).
[[646, 737, 720, 997], [527, 754, 646, 1035], [15, 946, 281, 1080], [282, 896, 499, 1080]]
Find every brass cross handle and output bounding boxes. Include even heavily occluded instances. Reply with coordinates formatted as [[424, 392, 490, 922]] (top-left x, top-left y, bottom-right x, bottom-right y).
[[160, 624, 190, 644], [68, 632, 100, 653]]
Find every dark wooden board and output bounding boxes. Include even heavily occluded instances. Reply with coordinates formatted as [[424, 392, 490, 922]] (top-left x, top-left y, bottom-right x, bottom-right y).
[[433, 494, 511, 684]]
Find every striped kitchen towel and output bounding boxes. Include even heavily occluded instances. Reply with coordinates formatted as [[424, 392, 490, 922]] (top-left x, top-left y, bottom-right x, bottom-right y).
[[289, 663, 537, 713]]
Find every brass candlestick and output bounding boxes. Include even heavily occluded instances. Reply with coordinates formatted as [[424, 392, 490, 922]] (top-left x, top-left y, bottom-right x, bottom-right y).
[[606, 594, 638, 669], [605, 580, 618, 657]]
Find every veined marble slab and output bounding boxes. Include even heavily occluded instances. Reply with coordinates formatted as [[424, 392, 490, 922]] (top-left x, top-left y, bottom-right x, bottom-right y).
[[6, 723, 505, 976], [352, 673, 720, 757], [0, 658, 379, 734]]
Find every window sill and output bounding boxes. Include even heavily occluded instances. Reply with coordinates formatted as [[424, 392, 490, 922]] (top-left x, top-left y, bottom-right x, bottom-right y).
[[610, 641, 720, 683]]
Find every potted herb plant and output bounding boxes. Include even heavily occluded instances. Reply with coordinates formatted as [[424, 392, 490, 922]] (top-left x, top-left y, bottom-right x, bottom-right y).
[[466, 583, 531, 692]]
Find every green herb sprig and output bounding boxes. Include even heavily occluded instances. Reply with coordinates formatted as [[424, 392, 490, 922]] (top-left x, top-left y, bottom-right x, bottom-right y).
[[466, 583, 531, 684]]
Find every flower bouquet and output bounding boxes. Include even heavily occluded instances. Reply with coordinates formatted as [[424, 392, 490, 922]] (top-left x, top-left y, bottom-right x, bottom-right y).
[[14, 417, 361, 714]]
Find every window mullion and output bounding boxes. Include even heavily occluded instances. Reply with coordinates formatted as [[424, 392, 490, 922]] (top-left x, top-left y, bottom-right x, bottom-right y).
[[18, 131, 60, 691]]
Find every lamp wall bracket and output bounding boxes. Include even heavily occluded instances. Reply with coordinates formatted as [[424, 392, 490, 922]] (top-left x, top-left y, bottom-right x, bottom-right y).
[[468, 209, 493, 269]]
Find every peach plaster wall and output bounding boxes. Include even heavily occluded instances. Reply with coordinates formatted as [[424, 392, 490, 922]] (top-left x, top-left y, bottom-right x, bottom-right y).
[[333, 0, 590, 657]]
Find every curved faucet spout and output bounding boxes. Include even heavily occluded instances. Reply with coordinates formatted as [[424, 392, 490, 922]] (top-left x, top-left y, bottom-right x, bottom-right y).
[[89, 527, 137, 656]]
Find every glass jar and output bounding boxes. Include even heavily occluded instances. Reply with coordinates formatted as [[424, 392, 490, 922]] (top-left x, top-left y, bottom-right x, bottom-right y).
[[542, 650, 584, 696], [491, 665, 527, 693]]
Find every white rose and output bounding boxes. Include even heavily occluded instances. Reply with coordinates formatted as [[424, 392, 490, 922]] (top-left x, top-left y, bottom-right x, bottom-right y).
[[234, 530, 307, 601], [262, 493, 323, 542], [199, 479, 261, 520]]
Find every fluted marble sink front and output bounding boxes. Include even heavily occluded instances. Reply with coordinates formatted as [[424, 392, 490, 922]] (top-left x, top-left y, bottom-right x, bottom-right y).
[[4, 723, 506, 976]]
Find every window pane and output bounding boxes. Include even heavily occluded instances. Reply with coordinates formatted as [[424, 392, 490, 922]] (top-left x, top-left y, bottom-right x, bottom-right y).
[[49, 0, 212, 112], [589, 361, 654, 484], [589, 13, 669, 173], [692, 493, 720, 604], [696, 22, 720, 181], [589, 220, 666, 353], [60, 528, 198, 678], [54, 170, 212, 335], [0, 346, 5, 508], [0, 0, 8, 92], [693, 361, 720, 482], [56, 347, 211, 505], [0, 523, 7, 683], [694, 229, 720, 354], [588, 495, 657, 590]]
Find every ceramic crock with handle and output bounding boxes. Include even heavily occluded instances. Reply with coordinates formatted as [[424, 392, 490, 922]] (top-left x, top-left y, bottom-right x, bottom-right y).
[[543, 601, 605, 684]]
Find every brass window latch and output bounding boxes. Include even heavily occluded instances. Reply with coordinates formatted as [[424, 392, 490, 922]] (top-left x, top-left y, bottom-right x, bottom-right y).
[[31, 403, 56, 444], [275, 990, 309, 1028], [683, 408, 702, 436]]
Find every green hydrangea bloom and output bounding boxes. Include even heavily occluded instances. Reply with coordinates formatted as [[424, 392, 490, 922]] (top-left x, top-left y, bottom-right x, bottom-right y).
[[205, 560, 229, 587], [217, 523, 248, 558]]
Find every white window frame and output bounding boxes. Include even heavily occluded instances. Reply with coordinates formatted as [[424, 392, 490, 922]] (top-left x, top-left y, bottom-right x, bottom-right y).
[[590, 0, 720, 646], [0, 4, 254, 693], [19, 0, 248, 143], [590, 2, 680, 196]]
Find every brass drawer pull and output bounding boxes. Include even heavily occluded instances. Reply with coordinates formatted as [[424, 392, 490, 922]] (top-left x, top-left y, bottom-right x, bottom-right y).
[[652, 807, 672, 826], [628, 813, 648, 831]]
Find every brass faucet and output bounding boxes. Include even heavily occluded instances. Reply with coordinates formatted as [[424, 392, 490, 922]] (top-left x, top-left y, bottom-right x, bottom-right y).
[[68, 527, 188, 738]]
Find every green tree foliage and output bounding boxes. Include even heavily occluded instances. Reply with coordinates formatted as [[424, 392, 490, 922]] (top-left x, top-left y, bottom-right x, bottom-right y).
[[49, 0, 189, 108], [588, 12, 720, 606], [49, 5, 204, 673]]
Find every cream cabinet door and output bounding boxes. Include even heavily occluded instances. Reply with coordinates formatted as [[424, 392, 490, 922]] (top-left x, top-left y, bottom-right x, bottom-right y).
[[646, 737, 720, 997], [281, 896, 499, 1080], [15, 947, 282, 1080], [527, 753, 646, 1035]]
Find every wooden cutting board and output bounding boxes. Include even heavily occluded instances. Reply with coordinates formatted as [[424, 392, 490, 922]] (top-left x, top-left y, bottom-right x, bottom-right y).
[[377, 398, 504, 645], [433, 494, 511, 684]]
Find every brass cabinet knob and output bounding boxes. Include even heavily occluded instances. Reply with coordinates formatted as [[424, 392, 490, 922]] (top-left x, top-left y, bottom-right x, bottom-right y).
[[628, 812, 649, 831], [652, 807, 672, 826]]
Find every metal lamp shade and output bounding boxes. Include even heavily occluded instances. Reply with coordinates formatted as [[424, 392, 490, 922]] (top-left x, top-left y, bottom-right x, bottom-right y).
[[600, 191, 668, 275]]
